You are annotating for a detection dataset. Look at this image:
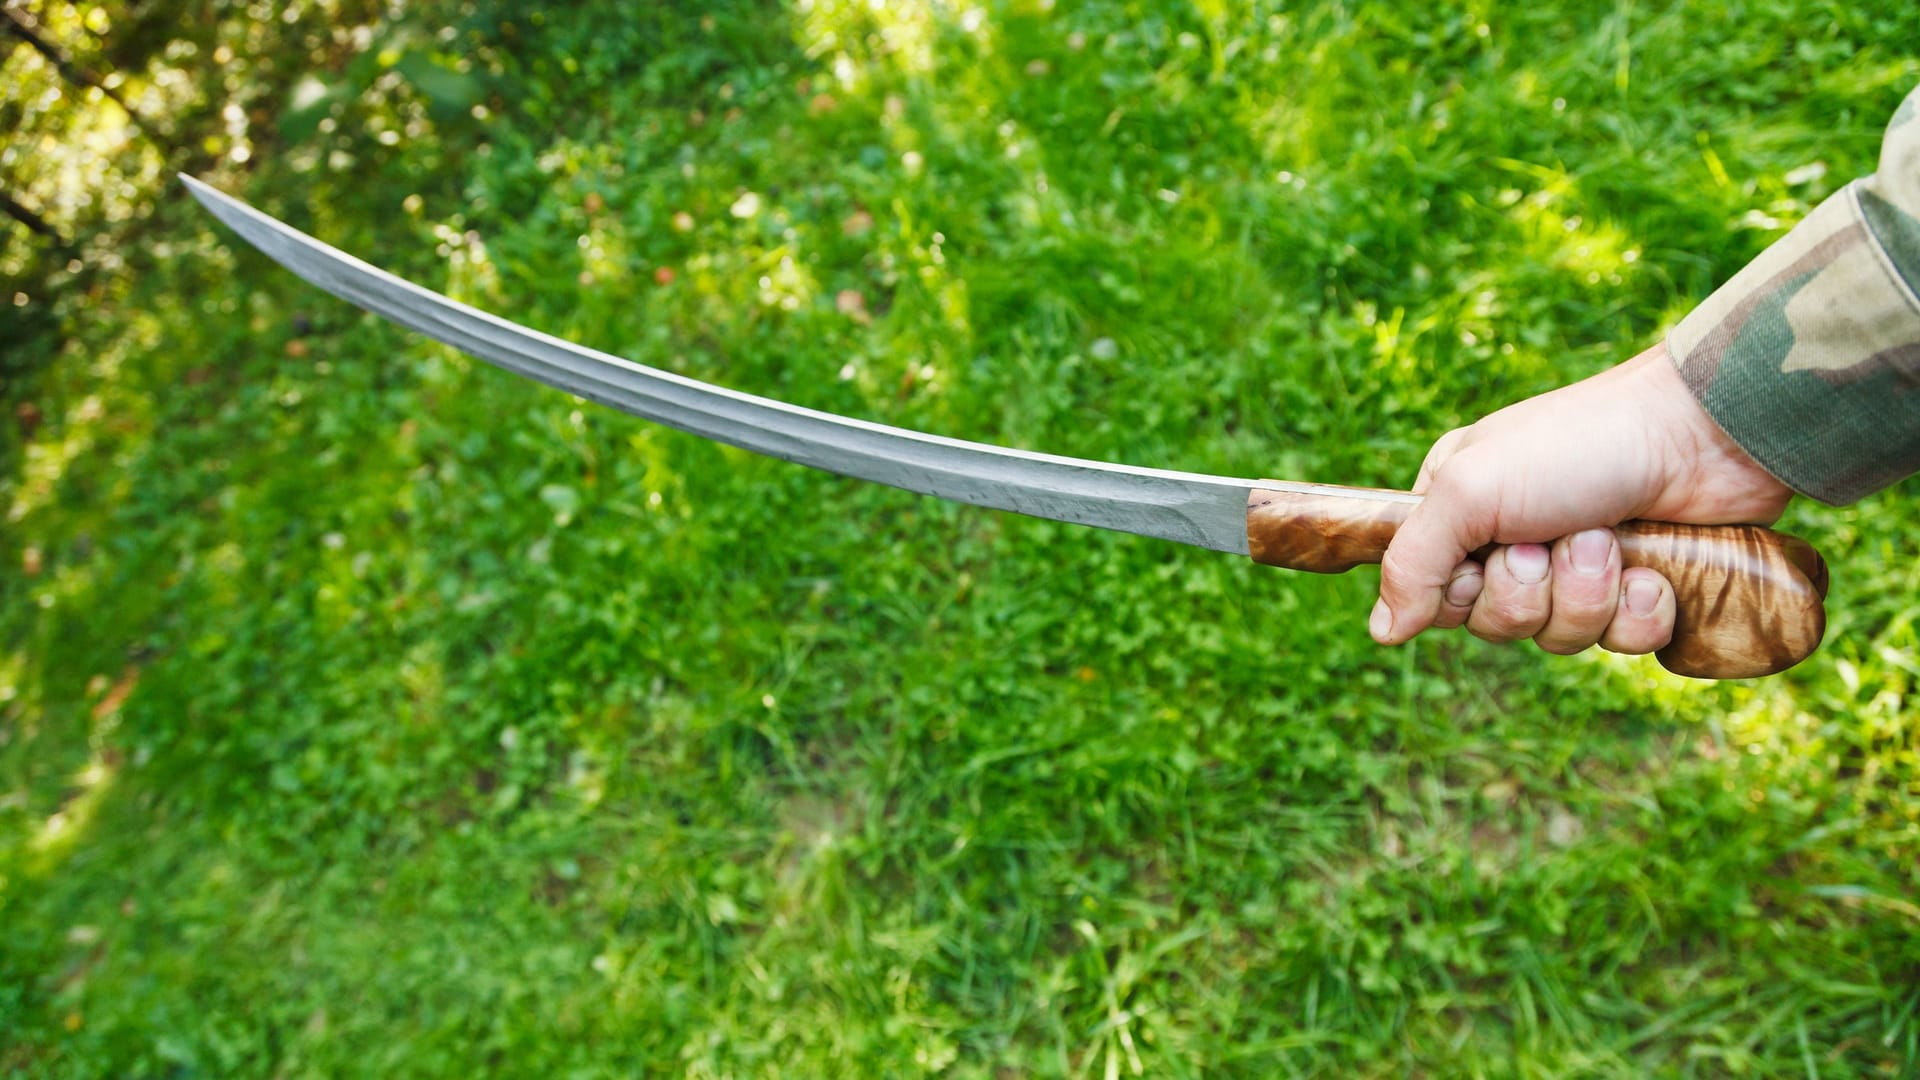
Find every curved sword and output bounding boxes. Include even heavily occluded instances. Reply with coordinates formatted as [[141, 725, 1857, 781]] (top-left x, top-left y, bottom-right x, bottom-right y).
[[181, 176, 1828, 679]]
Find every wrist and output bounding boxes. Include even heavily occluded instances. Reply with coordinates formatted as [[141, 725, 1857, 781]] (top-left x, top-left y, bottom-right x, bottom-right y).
[[1631, 342, 1795, 523]]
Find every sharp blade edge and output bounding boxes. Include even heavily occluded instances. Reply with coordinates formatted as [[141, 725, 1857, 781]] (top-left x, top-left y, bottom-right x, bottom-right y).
[[183, 176, 1258, 555]]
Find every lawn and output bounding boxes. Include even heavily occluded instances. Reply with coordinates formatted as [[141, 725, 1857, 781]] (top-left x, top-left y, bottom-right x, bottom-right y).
[[3, 0, 1918, 1075]]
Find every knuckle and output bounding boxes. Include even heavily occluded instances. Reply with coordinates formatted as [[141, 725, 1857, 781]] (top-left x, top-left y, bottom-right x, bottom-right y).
[[1433, 598, 1476, 631], [1422, 427, 1470, 468], [1602, 615, 1675, 656], [1550, 590, 1611, 625], [1470, 595, 1546, 641], [1538, 610, 1617, 656], [1534, 631, 1594, 656], [1552, 567, 1615, 611], [1599, 631, 1653, 656], [1468, 621, 1523, 644], [1379, 542, 1439, 596], [1536, 593, 1613, 653], [1437, 448, 1499, 500]]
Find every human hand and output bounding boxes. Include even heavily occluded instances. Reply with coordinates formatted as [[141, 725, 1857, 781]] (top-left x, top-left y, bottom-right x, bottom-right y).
[[1372, 343, 1795, 656]]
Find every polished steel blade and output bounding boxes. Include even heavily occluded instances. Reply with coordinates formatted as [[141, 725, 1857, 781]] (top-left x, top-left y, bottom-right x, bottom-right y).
[[184, 176, 1368, 556]]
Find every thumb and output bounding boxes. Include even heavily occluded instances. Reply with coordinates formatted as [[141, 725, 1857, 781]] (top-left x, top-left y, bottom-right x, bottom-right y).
[[1374, 470, 1497, 645]]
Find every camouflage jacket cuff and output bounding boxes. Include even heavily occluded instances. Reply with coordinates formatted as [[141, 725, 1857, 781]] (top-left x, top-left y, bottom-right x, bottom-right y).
[[1667, 86, 1920, 505]]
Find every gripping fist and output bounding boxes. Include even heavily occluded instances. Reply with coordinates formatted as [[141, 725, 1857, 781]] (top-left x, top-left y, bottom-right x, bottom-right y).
[[1372, 344, 1794, 656]]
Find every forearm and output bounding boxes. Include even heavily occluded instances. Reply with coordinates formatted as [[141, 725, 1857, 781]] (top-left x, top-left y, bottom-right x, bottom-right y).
[[1668, 86, 1920, 504]]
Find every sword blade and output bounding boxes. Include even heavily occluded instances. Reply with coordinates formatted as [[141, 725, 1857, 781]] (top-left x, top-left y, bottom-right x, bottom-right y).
[[185, 177, 1283, 554]]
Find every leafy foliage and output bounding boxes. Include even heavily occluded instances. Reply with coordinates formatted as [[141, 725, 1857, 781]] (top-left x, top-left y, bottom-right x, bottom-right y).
[[3, 1, 1918, 1076]]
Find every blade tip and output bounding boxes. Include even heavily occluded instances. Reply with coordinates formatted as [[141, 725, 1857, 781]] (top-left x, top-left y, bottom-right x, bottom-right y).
[[178, 174, 230, 210]]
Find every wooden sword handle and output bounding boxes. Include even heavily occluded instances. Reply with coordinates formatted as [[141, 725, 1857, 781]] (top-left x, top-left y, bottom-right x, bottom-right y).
[[1244, 484, 1828, 680]]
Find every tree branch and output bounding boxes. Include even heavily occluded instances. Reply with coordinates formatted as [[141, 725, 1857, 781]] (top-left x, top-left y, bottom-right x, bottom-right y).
[[1, 3, 157, 141], [0, 189, 69, 247]]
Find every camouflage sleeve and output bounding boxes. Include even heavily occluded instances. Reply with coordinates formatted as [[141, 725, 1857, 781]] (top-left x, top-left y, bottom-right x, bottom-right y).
[[1668, 84, 1920, 504]]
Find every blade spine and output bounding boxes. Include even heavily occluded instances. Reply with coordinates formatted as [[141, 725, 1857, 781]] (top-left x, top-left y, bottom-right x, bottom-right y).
[[183, 175, 1256, 494]]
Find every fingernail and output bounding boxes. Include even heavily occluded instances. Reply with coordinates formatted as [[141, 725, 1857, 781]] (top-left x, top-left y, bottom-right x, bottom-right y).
[[1508, 544, 1549, 584], [1626, 577, 1660, 616], [1570, 529, 1612, 574], [1369, 598, 1394, 643], [1445, 569, 1482, 607]]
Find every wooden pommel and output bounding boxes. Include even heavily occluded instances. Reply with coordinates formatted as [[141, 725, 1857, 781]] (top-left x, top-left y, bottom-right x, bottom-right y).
[[1246, 485, 1828, 680]]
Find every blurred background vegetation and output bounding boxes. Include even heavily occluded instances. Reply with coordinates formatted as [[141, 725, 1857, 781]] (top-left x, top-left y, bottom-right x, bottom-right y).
[[3, 0, 1918, 1075]]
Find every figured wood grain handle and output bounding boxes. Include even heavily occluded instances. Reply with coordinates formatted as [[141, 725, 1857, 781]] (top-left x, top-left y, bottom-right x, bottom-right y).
[[1245, 485, 1829, 680]]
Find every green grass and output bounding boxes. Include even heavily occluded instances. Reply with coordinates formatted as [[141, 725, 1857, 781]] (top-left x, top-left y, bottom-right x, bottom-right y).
[[3, 0, 1919, 1075]]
